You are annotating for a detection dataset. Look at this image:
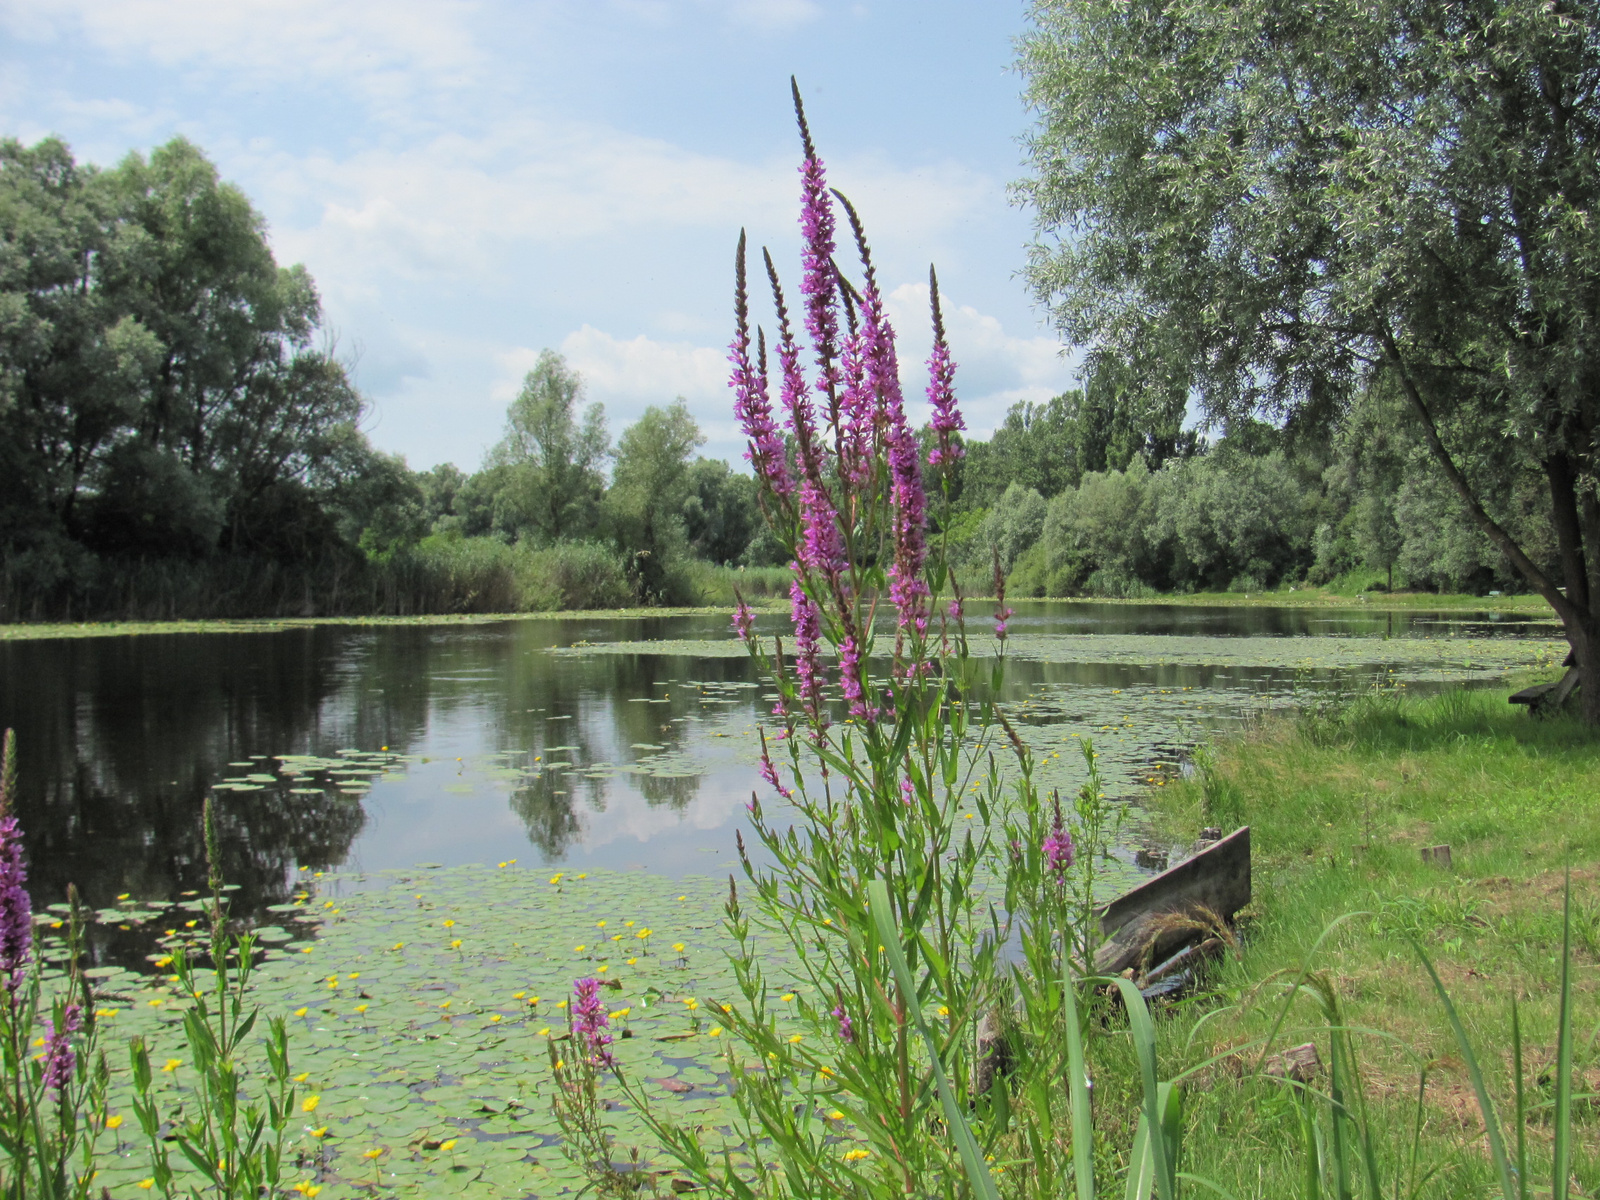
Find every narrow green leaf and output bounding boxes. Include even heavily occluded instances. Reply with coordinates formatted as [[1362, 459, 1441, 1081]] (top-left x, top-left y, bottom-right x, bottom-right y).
[[1552, 866, 1573, 1200], [868, 879, 1000, 1200], [1410, 938, 1517, 1199], [1061, 968, 1096, 1200]]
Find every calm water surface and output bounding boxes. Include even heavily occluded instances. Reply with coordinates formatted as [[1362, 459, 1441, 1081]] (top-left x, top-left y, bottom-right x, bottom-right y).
[[0, 600, 1560, 957]]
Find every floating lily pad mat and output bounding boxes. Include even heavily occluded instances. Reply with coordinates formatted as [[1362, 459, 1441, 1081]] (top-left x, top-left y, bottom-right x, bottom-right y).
[[547, 632, 1563, 678], [75, 867, 819, 1199]]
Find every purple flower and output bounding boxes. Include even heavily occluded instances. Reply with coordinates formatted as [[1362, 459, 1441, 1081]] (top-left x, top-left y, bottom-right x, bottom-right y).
[[42, 1004, 80, 1096], [767, 253, 823, 480], [1043, 796, 1074, 880], [789, 579, 826, 721], [797, 477, 846, 581], [759, 738, 791, 799], [887, 418, 930, 637], [838, 635, 867, 718], [924, 266, 964, 471], [832, 1004, 854, 1043], [994, 607, 1014, 642], [572, 978, 614, 1069], [0, 813, 31, 993], [731, 601, 756, 643], [794, 89, 841, 422], [900, 777, 914, 807], [730, 234, 793, 499]]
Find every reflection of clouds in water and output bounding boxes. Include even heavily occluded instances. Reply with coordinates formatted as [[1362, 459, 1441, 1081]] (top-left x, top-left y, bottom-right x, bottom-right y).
[[569, 773, 745, 850]]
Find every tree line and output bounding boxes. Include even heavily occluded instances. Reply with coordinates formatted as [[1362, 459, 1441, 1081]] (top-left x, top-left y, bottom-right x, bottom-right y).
[[0, 136, 786, 621], [0, 115, 1575, 622], [946, 377, 1551, 599]]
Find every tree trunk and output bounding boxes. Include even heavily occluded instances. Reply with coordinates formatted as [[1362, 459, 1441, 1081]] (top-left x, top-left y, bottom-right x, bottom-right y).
[[1378, 328, 1598, 723]]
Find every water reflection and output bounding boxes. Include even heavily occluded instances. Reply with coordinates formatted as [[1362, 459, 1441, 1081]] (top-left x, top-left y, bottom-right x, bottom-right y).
[[0, 602, 1559, 942]]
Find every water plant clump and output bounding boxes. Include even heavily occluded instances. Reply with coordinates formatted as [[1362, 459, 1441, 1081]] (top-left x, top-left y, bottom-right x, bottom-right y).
[[547, 81, 1137, 1196], [0, 730, 113, 1200]]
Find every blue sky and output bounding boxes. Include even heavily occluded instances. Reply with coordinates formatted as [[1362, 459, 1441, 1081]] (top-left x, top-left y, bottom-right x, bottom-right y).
[[1, 0, 1077, 472]]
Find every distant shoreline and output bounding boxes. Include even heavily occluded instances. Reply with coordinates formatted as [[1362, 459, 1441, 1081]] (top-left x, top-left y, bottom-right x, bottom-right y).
[[0, 588, 1557, 642]]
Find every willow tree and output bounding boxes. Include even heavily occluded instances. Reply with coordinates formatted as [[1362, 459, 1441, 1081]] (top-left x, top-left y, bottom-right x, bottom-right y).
[[1017, 0, 1600, 721]]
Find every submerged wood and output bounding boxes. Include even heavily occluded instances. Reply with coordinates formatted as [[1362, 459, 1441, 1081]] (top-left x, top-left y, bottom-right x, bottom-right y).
[[1093, 826, 1251, 976]]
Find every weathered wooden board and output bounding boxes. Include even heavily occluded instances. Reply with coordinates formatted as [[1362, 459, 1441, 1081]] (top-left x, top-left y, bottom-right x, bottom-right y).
[[1093, 825, 1251, 976], [1510, 665, 1580, 713]]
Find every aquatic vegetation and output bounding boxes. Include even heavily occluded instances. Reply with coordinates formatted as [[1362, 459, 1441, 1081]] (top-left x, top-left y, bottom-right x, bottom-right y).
[[127, 798, 297, 1199], [551, 84, 1166, 1197], [0, 732, 112, 1200]]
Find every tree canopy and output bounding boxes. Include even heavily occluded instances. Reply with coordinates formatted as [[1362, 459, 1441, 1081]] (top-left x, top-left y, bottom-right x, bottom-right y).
[[1018, 0, 1600, 719], [0, 135, 369, 602]]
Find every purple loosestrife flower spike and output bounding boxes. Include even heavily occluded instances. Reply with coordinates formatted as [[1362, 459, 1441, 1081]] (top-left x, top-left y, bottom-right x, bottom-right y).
[[797, 476, 847, 582], [571, 977, 614, 1069], [731, 599, 756, 643], [0, 810, 31, 994], [758, 730, 791, 799], [832, 1004, 854, 1043], [42, 1004, 81, 1096], [887, 417, 930, 641], [792, 80, 841, 428], [925, 265, 964, 471], [788, 579, 827, 723], [729, 232, 793, 499], [1043, 794, 1074, 880], [832, 192, 895, 485], [838, 635, 866, 718], [765, 249, 823, 482]]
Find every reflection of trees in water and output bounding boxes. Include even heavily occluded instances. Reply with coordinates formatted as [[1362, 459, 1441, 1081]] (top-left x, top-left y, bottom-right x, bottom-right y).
[[491, 630, 729, 845], [637, 772, 699, 811], [0, 629, 386, 941], [0, 612, 761, 934], [508, 772, 584, 859]]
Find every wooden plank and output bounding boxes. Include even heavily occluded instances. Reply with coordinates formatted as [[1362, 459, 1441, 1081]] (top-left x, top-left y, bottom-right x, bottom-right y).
[[1510, 666, 1580, 712], [1094, 825, 1250, 976]]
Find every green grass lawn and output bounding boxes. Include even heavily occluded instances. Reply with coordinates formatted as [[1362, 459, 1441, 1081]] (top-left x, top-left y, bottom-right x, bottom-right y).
[[1119, 684, 1599, 1196]]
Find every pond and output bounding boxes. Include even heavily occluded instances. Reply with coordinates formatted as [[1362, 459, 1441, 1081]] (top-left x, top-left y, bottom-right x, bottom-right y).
[[0, 600, 1564, 1196], [0, 600, 1562, 931]]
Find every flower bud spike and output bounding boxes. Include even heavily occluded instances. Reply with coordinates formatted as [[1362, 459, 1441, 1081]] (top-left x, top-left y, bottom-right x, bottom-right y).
[[791, 76, 817, 162], [831, 188, 878, 295]]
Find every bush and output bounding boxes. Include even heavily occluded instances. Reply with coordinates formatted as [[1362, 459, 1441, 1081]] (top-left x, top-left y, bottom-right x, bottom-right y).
[[525, 541, 634, 610]]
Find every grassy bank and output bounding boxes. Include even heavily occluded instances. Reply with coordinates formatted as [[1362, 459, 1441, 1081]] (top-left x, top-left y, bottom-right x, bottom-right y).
[[1084, 586, 1555, 613], [1120, 683, 1599, 1196]]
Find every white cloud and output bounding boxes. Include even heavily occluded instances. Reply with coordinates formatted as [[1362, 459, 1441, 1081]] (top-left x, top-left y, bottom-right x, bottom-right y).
[[719, 0, 822, 31], [881, 281, 1077, 435], [252, 121, 991, 308], [558, 326, 726, 403], [1, 0, 484, 103]]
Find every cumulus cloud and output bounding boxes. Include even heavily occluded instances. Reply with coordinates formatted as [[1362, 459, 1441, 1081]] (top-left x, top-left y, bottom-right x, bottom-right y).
[[1, 0, 484, 104], [251, 122, 991, 312], [881, 281, 1078, 436]]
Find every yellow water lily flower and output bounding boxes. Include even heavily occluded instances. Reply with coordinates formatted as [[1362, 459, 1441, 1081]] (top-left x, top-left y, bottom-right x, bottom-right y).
[[302, 1096, 319, 1113]]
